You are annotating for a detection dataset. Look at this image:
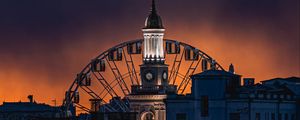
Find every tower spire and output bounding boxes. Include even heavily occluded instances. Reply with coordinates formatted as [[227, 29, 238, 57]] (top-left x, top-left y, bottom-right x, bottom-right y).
[[144, 0, 163, 29], [151, 0, 157, 14], [142, 0, 165, 63]]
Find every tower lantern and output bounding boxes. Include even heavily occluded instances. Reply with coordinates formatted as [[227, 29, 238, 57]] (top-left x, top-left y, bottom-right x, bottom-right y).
[[143, 0, 165, 63]]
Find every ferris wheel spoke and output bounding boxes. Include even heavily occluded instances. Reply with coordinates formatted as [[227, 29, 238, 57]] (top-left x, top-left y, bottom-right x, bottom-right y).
[[103, 55, 132, 112], [101, 99, 127, 112], [99, 77, 131, 112], [107, 73, 131, 112], [122, 47, 139, 85], [63, 39, 226, 115], [91, 71, 117, 98], [128, 50, 140, 85], [168, 50, 179, 84], [98, 72, 131, 99], [176, 72, 185, 80], [216, 63, 224, 70], [79, 85, 127, 112], [64, 84, 80, 111], [99, 80, 119, 99], [178, 53, 203, 94], [75, 103, 90, 112], [80, 86, 101, 99], [98, 100, 117, 112], [105, 57, 130, 96], [169, 44, 185, 85]]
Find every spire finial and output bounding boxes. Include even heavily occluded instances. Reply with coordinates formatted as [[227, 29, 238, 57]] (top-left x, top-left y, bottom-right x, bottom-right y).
[[143, 0, 164, 29], [151, 0, 157, 14]]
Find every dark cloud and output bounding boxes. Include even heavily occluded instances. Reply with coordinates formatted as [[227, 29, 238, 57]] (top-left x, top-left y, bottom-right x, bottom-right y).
[[0, 0, 299, 103]]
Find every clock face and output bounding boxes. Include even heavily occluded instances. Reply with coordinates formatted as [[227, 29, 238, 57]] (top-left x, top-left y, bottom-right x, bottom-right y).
[[162, 71, 167, 81], [145, 72, 153, 81]]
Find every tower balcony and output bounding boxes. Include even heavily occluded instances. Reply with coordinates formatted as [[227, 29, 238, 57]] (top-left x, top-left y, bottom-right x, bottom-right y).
[[131, 85, 177, 95]]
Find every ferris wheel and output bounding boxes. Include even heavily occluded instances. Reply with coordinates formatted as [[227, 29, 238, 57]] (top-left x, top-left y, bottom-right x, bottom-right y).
[[62, 0, 226, 118], [62, 39, 224, 115]]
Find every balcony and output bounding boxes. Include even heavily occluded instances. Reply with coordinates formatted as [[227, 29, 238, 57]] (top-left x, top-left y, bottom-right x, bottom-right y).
[[131, 85, 177, 94]]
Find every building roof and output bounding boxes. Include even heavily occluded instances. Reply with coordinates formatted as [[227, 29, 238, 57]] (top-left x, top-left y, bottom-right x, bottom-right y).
[[191, 70, 240, 78], [285, 84, 300, 96], [260, 77, 300, 95], [0, 101, 59, 112], [238, 77, 300, 96], [262, 77, 300, 83]]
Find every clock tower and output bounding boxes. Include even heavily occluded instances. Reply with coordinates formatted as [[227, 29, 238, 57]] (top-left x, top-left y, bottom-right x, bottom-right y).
[[127, 1, 176, 120], [140, 0, 169, 91]]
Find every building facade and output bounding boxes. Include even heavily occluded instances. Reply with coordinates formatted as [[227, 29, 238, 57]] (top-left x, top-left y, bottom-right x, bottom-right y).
[[165, 69, 300, 120]]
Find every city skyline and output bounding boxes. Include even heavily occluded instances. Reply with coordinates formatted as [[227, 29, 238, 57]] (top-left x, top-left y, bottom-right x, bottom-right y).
[[0, 0, 299, 106]]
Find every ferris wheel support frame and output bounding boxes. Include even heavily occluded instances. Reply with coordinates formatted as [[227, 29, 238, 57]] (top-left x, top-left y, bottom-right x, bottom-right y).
[[62, 39, 225, 116]]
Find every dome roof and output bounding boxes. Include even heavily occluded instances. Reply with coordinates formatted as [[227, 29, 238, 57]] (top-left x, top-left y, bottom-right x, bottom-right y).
[[144, 0, 164, 29]]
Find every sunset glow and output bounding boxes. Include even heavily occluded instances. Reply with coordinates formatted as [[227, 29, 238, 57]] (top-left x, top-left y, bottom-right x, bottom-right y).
[[0, 0, 299, 107]]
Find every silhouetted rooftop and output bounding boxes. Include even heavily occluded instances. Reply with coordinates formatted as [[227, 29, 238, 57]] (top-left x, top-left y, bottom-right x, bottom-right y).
[[191, 70, 240, 78], [0, 101, 59, 112], [262, 77, 300, 83], [238, 77, 300, 96]]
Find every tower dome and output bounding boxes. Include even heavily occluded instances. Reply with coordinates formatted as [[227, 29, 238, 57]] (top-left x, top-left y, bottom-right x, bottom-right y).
[[144, 0, 164, 29]]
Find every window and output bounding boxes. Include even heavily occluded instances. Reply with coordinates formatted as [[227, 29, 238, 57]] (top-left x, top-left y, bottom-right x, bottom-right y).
[[142, 112, 154, 120], [255, 113, 260, 120], [229, 113, 240, 120], [284, 113, 288, 120], [291, 114, 295, 120], [176, 113, 186, 120], [265, 112, 269, 120], [279, 113, 282, 120], [201, 96, 209, 117], [271, 113, 275, 120]]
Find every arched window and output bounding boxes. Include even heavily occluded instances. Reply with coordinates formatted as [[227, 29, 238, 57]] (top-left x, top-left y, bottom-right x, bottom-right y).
[[141, 112, 154, 120]]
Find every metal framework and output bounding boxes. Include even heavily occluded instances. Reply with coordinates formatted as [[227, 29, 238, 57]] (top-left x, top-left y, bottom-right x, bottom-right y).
[[62, 39, 224, 115]]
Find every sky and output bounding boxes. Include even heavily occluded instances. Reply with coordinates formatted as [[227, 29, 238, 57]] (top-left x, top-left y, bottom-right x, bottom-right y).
[[0, 0, 299, 105]]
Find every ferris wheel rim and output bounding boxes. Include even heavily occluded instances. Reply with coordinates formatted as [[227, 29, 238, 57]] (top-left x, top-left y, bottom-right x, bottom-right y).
[[82, 39, 224, 74], [63, 38, 225, 113], [66, 39, 225, 93]]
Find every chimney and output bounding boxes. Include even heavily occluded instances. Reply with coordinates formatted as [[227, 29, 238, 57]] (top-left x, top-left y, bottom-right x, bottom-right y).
[[243, 78, 255, 86], [27, 95, 33, 103], [229, 64, 235, 74]]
